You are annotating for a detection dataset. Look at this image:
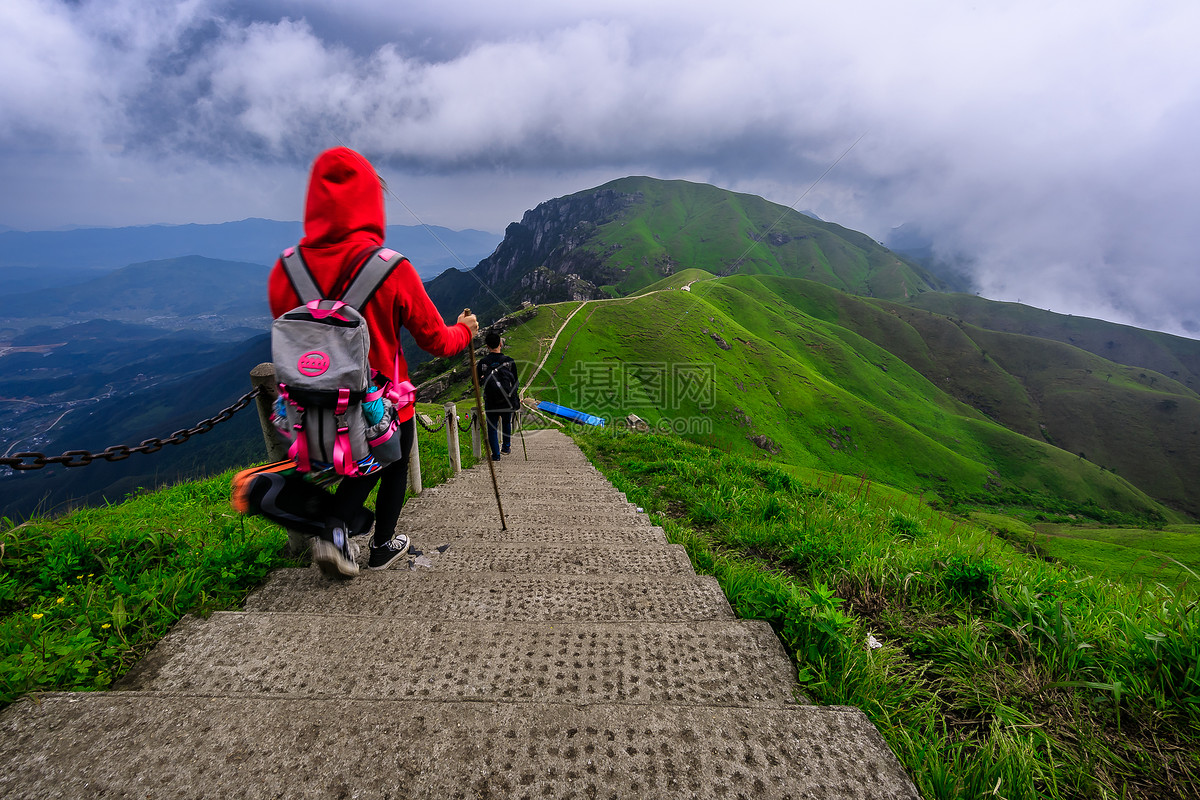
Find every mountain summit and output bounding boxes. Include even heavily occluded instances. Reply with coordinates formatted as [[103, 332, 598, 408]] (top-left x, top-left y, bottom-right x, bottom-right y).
[[428, 177, 946, 324]]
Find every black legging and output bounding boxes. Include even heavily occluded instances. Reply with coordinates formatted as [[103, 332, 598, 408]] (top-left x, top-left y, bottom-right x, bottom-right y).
[[331, 416, 415, 546]]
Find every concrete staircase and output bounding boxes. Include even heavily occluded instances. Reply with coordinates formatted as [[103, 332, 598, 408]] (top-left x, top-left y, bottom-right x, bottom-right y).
[[0, 429, 918, 799]]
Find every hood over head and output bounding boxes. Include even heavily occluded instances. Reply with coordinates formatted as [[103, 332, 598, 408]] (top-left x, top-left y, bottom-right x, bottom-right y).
[[300, 147, 385, 250]]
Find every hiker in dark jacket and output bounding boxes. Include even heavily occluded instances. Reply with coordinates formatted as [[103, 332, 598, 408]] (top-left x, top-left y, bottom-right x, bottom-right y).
[[476, 332, 520, 461], [268, 147, 478, 578]]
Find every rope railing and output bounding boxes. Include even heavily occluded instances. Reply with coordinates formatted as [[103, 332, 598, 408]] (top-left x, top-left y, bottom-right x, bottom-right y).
[[0, 387, 262, 471]]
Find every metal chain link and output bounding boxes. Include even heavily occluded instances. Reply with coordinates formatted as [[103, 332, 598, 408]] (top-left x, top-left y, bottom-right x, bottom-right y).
[[0, 387, 262, 471], [457, 414, 475, 433], [416, 414, 446, 433]]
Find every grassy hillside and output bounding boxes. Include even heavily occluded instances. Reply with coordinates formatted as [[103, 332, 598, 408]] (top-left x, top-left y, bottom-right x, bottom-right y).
[[785, 292, 1200, 517], [592, 177, 944, 299], [431, 278, 1179, 525], [907, 291, 1200, 388], [625, 275, 1199, 518], [1032, 523, 1200, 587], [575, 429, 1198, 799], [418, 175, 1194, 517]]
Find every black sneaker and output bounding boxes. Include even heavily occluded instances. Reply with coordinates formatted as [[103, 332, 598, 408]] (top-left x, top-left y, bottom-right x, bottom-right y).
[[501, 446, 511, 455], [313, 520, 360, 579], [491, 454, 501, 461], [368, 534, 411, 570]]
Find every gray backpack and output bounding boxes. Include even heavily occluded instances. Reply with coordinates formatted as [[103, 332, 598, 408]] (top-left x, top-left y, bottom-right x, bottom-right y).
[[272, 246, 406, 476]]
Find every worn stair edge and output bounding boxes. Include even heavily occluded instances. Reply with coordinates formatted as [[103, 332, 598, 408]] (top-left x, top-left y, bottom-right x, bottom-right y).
[[0, 696, 918, 800], [430, 465, 610, 477], [117, 615, 802, 707], [399, 511, 655, 529], [405, 496, 637, 513], [381, 540, 689, 574], [387, 524, 668, 545], [243, 571, 735, 622], [400, 506, 641, 523], [411, 492, 630, 507]]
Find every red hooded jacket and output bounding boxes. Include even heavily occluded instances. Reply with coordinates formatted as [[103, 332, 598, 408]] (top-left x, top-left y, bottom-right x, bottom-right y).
[[268, 148, 470, 423]]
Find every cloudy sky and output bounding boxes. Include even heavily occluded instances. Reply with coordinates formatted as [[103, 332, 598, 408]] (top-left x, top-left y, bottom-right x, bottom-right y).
[[2, 0, 1198, 337]]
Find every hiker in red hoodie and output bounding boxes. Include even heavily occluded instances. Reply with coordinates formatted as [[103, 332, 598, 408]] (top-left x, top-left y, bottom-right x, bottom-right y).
[[269, 147, 478, 577]]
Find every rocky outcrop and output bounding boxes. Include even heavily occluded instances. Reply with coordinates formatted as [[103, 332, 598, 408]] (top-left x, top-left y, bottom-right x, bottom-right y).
[[474, 189, 640, 297]]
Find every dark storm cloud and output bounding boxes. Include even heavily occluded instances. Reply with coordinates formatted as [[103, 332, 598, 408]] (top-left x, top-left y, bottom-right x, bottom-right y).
[[1, 0, 1197, 336]]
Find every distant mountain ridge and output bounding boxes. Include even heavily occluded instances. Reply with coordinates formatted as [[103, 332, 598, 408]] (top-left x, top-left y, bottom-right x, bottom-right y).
[[0, 256, 273, 342], [0, 219, 501, 292]]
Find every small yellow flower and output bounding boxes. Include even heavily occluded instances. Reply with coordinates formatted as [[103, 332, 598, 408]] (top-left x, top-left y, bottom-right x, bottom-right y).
[[101, 623, 111, 630], [32, 613, 44, 620], [57, 597, 64, 604]]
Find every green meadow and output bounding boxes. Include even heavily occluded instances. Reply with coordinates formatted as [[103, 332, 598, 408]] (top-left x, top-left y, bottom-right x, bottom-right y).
[[476, 281, 1176, 524], [1033, 524, 1200, 589]]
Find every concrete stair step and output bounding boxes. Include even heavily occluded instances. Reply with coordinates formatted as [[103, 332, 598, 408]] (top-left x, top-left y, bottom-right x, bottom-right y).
[[0, 695, 918, 799], [398, 509, 654, 529], [394, 540, 689, 574], [419, 484, 628, 501], [117, 615, 799, 707], [447, 475, 617, 491], [443, 469, 616, 484], [405, 499, 639, 518], [244, 570, 734, 622], [431, 485, 624, 501], [394, 524, 667, 545], [453, 464, 606, 476]]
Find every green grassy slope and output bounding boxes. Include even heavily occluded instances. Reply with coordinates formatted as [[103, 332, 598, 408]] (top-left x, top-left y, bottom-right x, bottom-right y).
[[474, 280, 1170, 522], [698, 276, 1199, 516], [416, 176, 1195, 521], [827, 300, 1199, 516], [907, 292, 1200, 388], [580, 177, 943, 299], [1033, 523, 1200, 588]]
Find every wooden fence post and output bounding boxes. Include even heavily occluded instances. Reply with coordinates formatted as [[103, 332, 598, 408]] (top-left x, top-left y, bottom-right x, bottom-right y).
[[407, 415, 422, 496], [249, 363, 288, 462], [445, 402, 461, 475]]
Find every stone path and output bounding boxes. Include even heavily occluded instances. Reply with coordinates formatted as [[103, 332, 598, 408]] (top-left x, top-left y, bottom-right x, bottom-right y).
[[0, 429, 918, 799]]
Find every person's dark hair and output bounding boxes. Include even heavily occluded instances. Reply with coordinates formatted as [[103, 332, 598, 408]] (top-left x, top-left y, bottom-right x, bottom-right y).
[[485, 331, 502, 349]]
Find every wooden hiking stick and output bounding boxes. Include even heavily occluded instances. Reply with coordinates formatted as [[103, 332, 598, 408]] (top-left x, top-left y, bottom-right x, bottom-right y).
[[465, 309, 506, 530], [517, 404, 528, 461]]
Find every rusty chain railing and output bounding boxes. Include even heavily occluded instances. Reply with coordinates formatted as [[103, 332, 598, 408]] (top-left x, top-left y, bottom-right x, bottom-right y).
[[0, 387, 262, 471], [416, 414, 447, 433]]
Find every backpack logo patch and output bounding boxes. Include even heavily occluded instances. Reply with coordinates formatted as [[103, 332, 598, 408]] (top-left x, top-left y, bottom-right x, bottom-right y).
[[297, 351, 330, 377]]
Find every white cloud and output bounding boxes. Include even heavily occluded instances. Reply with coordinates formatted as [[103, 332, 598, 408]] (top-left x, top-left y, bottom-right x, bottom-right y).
[[1, 0, 1197, 335]]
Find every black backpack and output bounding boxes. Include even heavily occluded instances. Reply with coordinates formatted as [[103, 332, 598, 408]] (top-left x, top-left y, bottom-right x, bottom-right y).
[[479, 357, 517, 408]]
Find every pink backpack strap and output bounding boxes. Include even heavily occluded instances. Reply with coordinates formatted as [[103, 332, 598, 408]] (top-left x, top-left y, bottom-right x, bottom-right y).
[[332, 420, 358, 477], [288, 407, 311, 472], [305, 300, 350, 320]]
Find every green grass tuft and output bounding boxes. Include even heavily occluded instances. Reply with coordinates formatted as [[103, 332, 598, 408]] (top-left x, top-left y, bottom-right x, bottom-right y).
[[0, 407, 477, 708], [574, 427, 1199, 799]]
